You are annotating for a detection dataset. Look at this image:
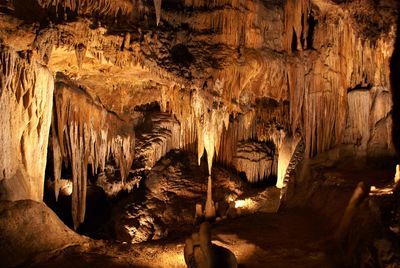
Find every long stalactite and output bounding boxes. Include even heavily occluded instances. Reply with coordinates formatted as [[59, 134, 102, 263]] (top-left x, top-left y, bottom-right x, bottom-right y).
[[52, 76, 135, 229]]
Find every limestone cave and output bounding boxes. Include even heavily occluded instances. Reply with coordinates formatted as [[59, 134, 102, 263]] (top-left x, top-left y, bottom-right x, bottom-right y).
[[1, 0, 400, 267]]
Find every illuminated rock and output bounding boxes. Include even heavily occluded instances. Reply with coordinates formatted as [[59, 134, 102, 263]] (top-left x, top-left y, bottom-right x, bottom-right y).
[[0, 47, 54, 202], [52, 77, 135, 229], [276, 134, 302, 189], [135, 113, 181, 169], [232, 141, 276, 184]]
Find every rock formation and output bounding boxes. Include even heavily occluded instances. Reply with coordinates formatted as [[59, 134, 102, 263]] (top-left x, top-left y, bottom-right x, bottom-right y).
[[52, 76, 135, 228], [0, 48, 54, 202], [0, 200, 85, 268], [335, 181, 370, 242], [184, 221, 237, 268], [0, 0, 398, 264]]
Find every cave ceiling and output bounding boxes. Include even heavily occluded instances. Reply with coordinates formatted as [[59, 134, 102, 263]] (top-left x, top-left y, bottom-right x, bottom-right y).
[[1, 0, 395, 121], [0, 0, 398, 190]]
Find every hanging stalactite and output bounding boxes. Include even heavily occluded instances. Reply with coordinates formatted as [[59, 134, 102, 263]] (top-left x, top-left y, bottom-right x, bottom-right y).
[[153, 0, 162, 26], [52, 77, 135, 229]]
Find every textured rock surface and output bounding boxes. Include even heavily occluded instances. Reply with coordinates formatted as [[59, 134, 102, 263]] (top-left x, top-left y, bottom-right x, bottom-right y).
[[0, 0, 397, 198], [52, 76, 135, 229], [0, 0, 398, 266], [0, 48, 54, 201], [0, 200, 85, 268], [112, 151, 279, 244], [135, 112, 180, 169], [232, 141, 276, 183]]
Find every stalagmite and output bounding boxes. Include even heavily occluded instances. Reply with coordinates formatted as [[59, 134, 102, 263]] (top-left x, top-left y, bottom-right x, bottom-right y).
[[276, 135, 301, 189], [335, 182, 369, 242], [395, 165, 400, 184], [74, 43, 86, 69], [52, 78, 135, 229], [204, 175, 216, 220], [184, 222, 237, 267]]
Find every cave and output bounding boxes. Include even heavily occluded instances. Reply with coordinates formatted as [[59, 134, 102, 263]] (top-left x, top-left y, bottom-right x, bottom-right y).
[[0, 0, 400, 267]]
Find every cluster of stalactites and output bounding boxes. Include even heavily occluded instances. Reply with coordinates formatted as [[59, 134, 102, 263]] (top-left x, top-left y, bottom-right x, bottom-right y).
[[52, 80, 135, 229], [216, 111, 257, 166], [36, 0, 133, 20], [161, 85, 230, 175], [35, 0, 163, 26], [284, 0, 310, 53], [286, 10, 393, 158], [183, 0, 242, 9], [161, 84, 300, 185]]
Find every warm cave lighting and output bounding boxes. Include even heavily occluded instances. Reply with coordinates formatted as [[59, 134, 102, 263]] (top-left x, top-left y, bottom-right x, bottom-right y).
[[234, 198, 256, 210], [59, 179, 73, 196], [0, 0, 399, 267], [369, 185, 394, 196]]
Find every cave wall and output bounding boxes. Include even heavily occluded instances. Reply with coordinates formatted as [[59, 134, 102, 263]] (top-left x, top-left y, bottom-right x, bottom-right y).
[[0, 48, 54, 201], [0, 0, 398, 207], [162, 0, 397, 158]]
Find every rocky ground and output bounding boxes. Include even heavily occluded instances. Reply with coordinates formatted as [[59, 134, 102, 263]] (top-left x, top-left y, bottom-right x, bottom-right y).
[[4, 148, 399, 268], [91, 150, 280, 244]]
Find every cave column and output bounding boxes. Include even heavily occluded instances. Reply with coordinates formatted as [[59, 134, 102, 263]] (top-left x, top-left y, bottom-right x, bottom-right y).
[[0, 48, 54, 201]]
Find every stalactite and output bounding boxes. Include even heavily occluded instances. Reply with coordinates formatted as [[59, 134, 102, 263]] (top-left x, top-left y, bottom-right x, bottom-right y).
[[36, 0, 133, 20], [343, 86, 394, 157], [153, 0, 162, 26], [284, 0, 310, 52], [51, 115, 62, 201], [52, 78, 135, 229]]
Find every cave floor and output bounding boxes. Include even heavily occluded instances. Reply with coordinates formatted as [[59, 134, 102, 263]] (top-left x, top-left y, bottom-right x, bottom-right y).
[[26, 158, 396, 268], [24, 208, 338, 268]]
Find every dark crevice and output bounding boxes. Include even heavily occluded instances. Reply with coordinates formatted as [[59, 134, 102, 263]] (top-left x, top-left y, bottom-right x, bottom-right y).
[[291, 29, 298, 52], [347, 83, 373, 92], [307, 13, 317, 49], [300, 14, 305, 49]]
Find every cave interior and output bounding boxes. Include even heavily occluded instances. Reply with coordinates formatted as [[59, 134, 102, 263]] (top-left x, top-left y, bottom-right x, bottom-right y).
[[1, 0, 400, 267]]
